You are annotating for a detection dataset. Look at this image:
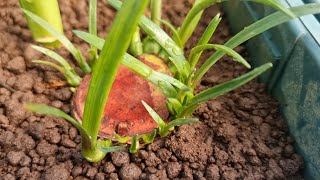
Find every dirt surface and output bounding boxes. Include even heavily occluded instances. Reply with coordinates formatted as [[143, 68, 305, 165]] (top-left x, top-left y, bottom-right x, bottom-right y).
[[0, 0, 303, 179]]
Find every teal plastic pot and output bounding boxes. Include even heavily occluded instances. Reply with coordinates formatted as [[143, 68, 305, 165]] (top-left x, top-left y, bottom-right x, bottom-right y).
[[223, 0, 320, 179]]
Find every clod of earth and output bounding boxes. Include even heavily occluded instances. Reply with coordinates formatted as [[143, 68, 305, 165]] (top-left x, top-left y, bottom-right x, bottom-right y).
[[73, 54, 170, 138]]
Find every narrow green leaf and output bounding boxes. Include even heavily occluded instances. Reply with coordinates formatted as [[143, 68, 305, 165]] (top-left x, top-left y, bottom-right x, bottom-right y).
[[31, 45, 73, 69], [142, 101, 166, 128], [32, 60, 64, 74], [158, 81, 177, 98], [129, 135, 140, 153], [97, 140, 127, 153], [163, 118, 199, 133], [33, 59, 81, 86], [142, 129, 157, 144], [24, 102, 91, 145], [160, 19, 183, 48], [190, 44, 251, 69], [187, 63, 272, 112], [167, 98, 182, 115], [193, 4, 320, 86], [242, 0, 295, 18], [31, 45, 81, 86], [178, 0, 210, 47], [22, 9, 91, 73], [89, 0, 98, 62], [82, 0, 149, 144], [108, 0, 190, 81], [114, 133, 130, 144], [189, 13, 221, 69]]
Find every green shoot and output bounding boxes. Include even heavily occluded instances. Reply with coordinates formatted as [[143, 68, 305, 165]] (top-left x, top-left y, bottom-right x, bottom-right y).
[[193, 3, 320, 87], [160, 19, 183, 48], [181, 63, 273, 117], [81, 0, 149, 161], [142, 130, 157, 144], [89, 0, 98, 63], [19, 0, 63, 47], [129, 135, 140, 153], [177, 0, 206, 47], [130, 28, 143, 56], [22, 9, 91, 74], [142, 101, 199, 137], [189, 44, 251, 69], [189, 13, 221, 70], [31, 45, 82, 86], [114, 133, 130, 144]]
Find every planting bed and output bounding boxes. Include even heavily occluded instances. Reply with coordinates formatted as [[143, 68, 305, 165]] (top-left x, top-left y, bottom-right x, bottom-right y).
[[0, 0, 304, 179]]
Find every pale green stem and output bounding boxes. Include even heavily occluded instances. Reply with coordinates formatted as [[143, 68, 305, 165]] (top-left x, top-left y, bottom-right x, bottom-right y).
[[19, 0, 63, 47]]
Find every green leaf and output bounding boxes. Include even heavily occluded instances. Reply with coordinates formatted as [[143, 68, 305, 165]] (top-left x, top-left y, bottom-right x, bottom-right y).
[[142, 129, 157, 144], [82, 0, 149, 145], [142, 101, 166, 128], [108, 0, 190, 81], [178, 0, 210, 47], [193, 3, 320, 86], [185, 63, 272, 114], [190, 44, 251, 69], [189, 13, 221, 69], [243, 0, 295, 18], [160, 19, 183, 48], [166, 98, 182, 115], [31, 45, 82, 86], [24, 102, 92, 147], [163, 118, 199, 133], [89, 0, 98, 62], [129, 135, 140, 153], [114, 133, 130, 144], [31, 45, 73, 69], [32, 60, 64, 74], [97, 140, 127, 153], [158, 81, 177, 98], [22, 9, 91, 74]]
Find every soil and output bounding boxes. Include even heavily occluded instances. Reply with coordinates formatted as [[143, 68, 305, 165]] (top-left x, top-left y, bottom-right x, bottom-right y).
[[0, 0, 304, 180]]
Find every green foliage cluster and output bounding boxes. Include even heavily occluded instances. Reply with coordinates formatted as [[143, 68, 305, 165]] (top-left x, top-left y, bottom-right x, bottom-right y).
[[21, 0, 320, 162]]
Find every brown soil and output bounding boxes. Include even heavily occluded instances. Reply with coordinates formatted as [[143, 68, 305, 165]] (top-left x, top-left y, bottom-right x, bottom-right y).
[[0, 0, 303, 180]]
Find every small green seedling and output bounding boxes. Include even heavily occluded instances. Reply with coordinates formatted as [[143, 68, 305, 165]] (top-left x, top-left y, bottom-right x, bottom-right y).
[[22, 0, 320, 162]]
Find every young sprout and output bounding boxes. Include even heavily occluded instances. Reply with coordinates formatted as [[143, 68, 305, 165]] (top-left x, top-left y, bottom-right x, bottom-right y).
[[19, 0, 63, 47], [23, 0, 320, 163]]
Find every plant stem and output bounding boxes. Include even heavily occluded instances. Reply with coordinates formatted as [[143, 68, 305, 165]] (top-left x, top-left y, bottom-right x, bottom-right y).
[[19, 0, 63, 47], [89, 0, 98, 63], [150, 0, 162, 26]]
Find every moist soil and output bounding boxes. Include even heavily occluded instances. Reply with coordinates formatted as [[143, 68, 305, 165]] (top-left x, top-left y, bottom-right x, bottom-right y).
[[0, 0, 303, 179]]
